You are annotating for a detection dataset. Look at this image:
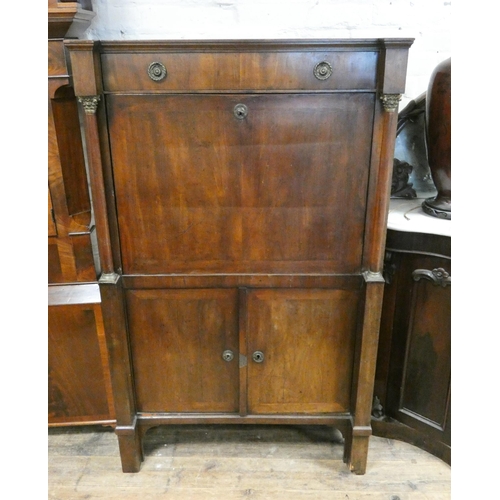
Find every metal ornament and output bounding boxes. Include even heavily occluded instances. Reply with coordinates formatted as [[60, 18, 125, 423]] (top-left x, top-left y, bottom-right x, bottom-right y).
[[380, 94, 402, 112], [421, 202, 451, 220], [252, 351, 265, 363], [222, 350, 234, 362], [148, 61, 167, 81], [234, 103, 248, 120], [78, 95, 101, 115], [314, 61, 333, 80]]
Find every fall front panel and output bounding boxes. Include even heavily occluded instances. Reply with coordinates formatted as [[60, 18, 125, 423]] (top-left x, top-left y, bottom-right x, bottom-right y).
[[107, 93, 374, 274]]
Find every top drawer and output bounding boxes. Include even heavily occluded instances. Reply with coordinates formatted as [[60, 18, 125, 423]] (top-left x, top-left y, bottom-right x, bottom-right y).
[[101, 50, 378, 92]]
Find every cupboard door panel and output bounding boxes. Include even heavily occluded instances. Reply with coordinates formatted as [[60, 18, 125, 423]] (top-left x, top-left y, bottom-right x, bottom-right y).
[[246, 289, 361, 414], [126, 289, 239, 413], [386, 254, 451, 441], [401, 277, 451, 428], [108, 93, 373, 274]]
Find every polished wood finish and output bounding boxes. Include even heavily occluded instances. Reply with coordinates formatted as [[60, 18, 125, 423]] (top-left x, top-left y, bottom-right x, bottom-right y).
[[48, 285, 115, 426], [48, 1, 115, 427], [101, 49, 378, 92], [48, 81, 97, 283], [48, 3, 96, 284], [66, 38, 413, 474], [246, 288, 360, 415], [48, 0, 94, 39], [127, 289, 239, 413], [107, 92, 373, 274], [374, 229, 451, 464], [98, 274, 142, 471]]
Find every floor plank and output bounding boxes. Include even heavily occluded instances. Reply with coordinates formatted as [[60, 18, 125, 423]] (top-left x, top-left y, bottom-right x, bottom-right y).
[[48, 424, 451, 499]]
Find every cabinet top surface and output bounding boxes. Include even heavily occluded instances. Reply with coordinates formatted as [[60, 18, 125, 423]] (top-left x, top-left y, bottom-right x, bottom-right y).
[[387, 199, 451, 237], [67, 38, 414, 52]]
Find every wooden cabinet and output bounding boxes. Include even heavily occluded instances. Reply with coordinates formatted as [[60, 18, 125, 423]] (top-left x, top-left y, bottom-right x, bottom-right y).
[[66, 38, 413, 473], [373, 201, 451, 463], [48, 43, 96, 284], [48, 1, 115, 427]]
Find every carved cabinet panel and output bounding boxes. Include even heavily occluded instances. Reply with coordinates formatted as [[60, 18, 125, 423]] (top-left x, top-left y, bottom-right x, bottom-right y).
[[375, 229, 451, 462], [386, 253, 451, 441]]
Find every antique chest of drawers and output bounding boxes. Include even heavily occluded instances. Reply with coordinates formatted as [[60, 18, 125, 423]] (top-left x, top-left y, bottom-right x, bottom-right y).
[[66, 38, 413, 473]]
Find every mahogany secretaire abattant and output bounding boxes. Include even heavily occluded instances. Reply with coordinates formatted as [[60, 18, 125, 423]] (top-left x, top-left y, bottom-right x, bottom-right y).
[[65, 38, 413, 474]]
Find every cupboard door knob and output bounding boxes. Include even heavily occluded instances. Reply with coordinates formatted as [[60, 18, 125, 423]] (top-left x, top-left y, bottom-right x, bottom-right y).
[[252, 351, 265, 363], [148, 61, 167, 81], [233, 103, 248, 120], [222, 350, 234, 362]]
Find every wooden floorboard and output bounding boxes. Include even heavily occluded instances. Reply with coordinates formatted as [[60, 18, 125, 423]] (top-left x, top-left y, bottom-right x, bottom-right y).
[[48, 424, 451, 499]]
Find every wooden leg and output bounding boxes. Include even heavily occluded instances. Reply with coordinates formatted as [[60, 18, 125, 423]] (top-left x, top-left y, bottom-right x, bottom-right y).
[[116, 422, 143, 473], [345, 277, 384, 475], [99, 274, 142, 472], [343, 421, 371, 474], [342, 424, 353, 465], [349, 433, 370, 475]]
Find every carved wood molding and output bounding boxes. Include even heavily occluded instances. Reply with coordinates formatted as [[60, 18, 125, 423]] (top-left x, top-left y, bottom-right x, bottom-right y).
[[412, 268, 451, 287]]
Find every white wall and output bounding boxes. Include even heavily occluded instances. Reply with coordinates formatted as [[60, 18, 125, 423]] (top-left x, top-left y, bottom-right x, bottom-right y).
[[84, 0, 451, 108]]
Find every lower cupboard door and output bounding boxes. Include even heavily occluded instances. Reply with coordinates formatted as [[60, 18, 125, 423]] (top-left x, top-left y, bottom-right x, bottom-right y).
[[246, 289, 361, 415], [126, 288, 239, 413]]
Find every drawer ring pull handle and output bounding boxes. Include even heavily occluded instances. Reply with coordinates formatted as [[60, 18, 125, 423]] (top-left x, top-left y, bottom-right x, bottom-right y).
[[148, 61, 167, 82], [234, 103, 248, 120], [252, 351, 265, 363], [314, 61, 333, 80]]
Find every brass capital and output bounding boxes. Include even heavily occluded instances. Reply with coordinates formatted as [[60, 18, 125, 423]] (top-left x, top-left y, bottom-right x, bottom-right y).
[[78, 95, 101, 114], [380, 93, 402, 112]]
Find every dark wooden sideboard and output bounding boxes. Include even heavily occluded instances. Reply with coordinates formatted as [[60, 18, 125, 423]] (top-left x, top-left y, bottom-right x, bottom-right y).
[[373, 200, 451, 463], [65, 38, 413, 473]]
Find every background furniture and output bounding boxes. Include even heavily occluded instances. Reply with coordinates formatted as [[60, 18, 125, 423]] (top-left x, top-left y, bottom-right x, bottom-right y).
[[373, 198, 451, 464], [48, 0, 115, 427], [66, 38, 413, 473]]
